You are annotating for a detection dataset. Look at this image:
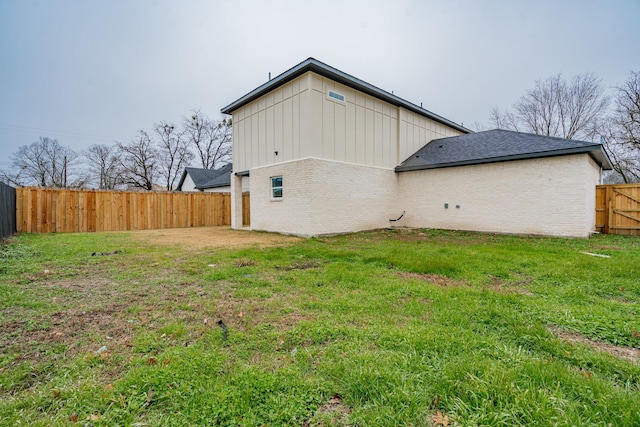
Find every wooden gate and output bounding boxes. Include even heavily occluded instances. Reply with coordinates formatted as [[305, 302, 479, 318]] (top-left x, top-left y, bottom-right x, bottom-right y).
[[596, 184, 640, 236]]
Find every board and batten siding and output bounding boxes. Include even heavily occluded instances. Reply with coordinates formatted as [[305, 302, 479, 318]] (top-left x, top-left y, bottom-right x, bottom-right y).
[[398, 109, 464, 164], [231, 71, 465, 172], [233, 74, 307, 172]]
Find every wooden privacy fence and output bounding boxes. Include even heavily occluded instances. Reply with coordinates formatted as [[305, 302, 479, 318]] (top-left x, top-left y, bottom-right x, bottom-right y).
[[0, 181, 16, 240], [596, 183, 640, 236], [16, 187, 231, 233]]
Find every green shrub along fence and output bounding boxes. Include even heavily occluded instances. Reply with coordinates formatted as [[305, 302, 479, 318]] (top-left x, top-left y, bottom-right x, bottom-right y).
[[0, 181, 16, 240]]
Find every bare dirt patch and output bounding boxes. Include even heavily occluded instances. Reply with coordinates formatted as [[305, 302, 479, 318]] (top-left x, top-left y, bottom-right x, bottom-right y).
[[318, 394, 352, 419], [275, 260, 323, 271], [487, 275, 534, 296], [552, 328, 640, 363], [398, 272, 466, 287], [128, 226, 301, 251], [375, 228, 492, 245], [210, 293, 312, 334], [1, 305, 133, 364], [44, 277, 123, 303], [303, 394, 352, 427]]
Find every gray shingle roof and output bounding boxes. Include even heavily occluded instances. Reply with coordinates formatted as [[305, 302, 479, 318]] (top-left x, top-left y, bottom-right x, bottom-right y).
[[395, 129, 612, 172], [176, 163, 232, 190], [221, 57, 471, 134]]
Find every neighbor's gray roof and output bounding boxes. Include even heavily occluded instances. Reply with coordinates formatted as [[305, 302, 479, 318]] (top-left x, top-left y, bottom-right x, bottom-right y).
[[221, 57, 470, 134], [395, 129, 613, 172], [176, 163, 232, 190]]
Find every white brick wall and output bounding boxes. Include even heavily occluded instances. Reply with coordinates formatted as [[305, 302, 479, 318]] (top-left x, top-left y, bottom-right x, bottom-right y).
[[249, 158, 399, 236], [398, 154, 600, 237], [236, 154, 600, 238]]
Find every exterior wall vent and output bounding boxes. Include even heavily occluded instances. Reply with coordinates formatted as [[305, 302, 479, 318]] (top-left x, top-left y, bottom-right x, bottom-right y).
[[327, 89, 345, 103]]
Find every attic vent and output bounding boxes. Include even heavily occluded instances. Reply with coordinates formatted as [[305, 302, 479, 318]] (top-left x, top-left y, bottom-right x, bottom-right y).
[[327, 90, 345, 103]]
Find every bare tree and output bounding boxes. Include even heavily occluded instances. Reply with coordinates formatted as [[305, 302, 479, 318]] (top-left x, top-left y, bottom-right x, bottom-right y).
[[0, 170, 21, 187], [184, 110, 232, 169], [85, 143, 123, 189], [6, 137, 85, 187], [600, 71, 640, 183], [491, 73, 610, 141], [489, 107, 519, 132], [117, 131, 158, 190], [154, 121, 193, 191], [614, 71, 640, 150]]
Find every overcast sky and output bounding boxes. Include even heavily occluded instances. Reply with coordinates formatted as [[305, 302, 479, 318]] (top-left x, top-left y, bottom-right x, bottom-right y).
[[1, 0, 639, 172]]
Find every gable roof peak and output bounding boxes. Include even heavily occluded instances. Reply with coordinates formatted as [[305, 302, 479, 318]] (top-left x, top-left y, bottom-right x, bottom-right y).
[[221, 58, 470, 134], [176, 163, 233, 191]]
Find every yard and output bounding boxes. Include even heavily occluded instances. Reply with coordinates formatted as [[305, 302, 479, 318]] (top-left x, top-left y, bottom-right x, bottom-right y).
[[1, 227, 640, 426]]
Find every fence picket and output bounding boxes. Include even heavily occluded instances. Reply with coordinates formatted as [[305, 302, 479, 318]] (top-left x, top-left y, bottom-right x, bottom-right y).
[[15, 188, 233, 233]]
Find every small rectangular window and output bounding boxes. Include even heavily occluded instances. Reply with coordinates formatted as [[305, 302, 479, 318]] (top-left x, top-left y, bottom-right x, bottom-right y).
[[271, 176, 282, 199], [327, 89, 345, 103]]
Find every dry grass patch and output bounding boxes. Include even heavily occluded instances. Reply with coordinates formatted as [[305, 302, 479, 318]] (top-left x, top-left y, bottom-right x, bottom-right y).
[[43, 276, 123, 303], [1, 304, 133, 367], [374, 228, 492, 245], [233, 259, 256, 267], [486, 275, 535, 296], [398, 272, 466, 288], [304, 394, 352, 427], [552, 327, 640, 363], [211, 293, 312, 334], [275, 260, 323, 271]]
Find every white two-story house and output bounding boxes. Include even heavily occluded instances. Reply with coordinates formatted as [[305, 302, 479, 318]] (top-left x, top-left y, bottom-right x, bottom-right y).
[[221, 58, 611, 237]]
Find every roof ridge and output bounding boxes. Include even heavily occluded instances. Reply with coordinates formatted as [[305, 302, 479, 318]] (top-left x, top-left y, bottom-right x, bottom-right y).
[[484, 128, 601, 146]]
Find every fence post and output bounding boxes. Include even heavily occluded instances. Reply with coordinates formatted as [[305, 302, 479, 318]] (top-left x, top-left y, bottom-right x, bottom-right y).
[[604, 185, 613, 234], [0, 182, 17, 240]]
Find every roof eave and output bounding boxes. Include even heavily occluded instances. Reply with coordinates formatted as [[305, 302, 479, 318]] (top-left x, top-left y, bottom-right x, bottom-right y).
[[196, 182, 231, 190], [221, 58, 470, 134], [588, 147, 613, 170], [395, 145, 612, 172]]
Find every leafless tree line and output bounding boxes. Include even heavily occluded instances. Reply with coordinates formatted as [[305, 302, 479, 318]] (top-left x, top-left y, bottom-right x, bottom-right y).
[[1, 110, 232, 190], [489, 71, 640, 183]]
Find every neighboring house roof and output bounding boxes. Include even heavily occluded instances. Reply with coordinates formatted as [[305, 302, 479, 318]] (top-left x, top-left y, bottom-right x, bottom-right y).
[[176, 164, 233, 191], [221, 57, 471, 134], [395, 129, 613, 172]]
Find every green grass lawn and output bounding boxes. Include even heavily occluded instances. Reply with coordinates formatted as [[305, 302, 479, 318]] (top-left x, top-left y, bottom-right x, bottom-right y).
[[1, 228, 640, 426]]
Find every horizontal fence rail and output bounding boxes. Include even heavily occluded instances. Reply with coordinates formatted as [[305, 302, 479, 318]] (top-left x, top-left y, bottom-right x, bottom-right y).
[[596, 183, 640, 236], [16, 187, 231, 233]]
